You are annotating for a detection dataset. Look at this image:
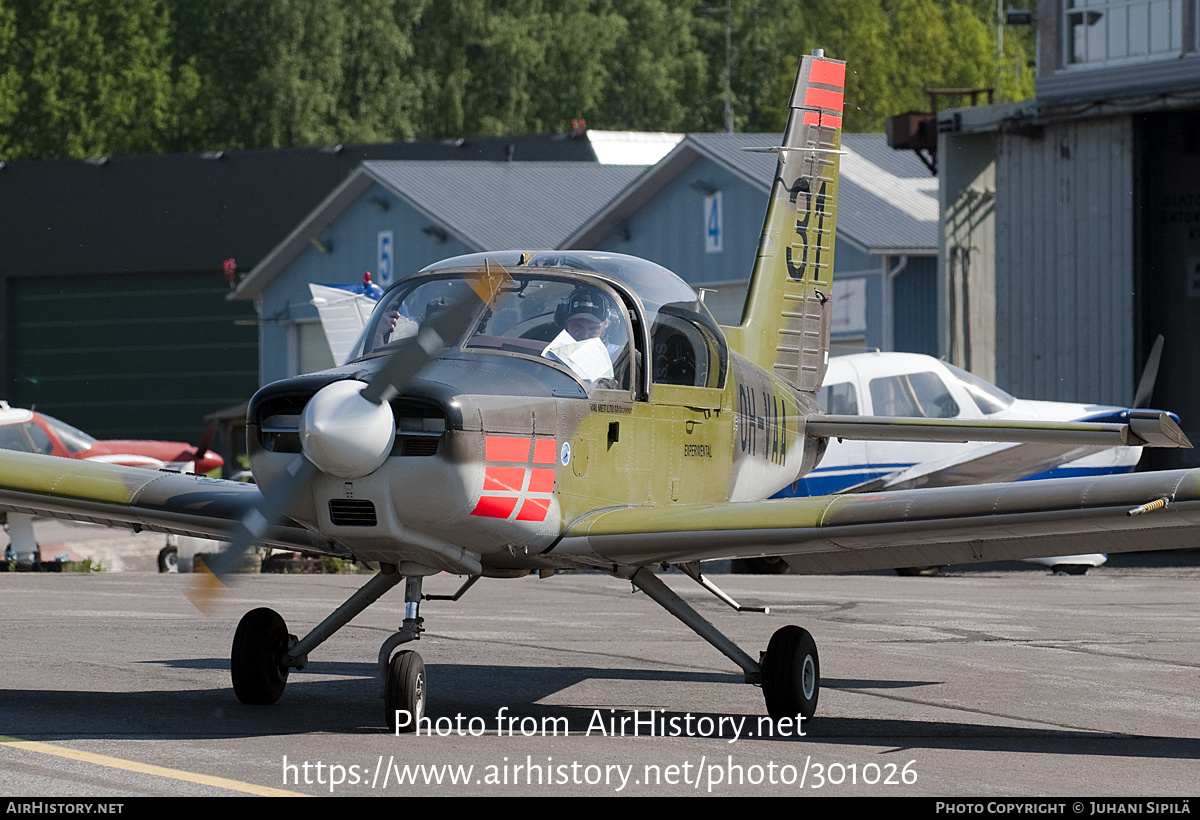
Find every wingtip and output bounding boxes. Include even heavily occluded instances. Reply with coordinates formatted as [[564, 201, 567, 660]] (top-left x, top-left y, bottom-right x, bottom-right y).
[[1128, 410, 1193, 448]]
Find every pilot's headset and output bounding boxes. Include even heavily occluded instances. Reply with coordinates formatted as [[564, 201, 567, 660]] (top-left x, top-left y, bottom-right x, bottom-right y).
[[554, 286, 613, 329]]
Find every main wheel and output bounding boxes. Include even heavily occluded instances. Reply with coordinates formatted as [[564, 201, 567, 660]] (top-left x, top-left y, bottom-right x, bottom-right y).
[[761, 625, 820, 721], [231, 607, 292, 705], [157, 544, 178, 573], [730, 556, 790, 574], [895, 566, 941, 577], [384, 650, 426, 733]]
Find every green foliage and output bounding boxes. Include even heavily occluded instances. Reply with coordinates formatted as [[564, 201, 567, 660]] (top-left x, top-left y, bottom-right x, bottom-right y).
[[167, 0, 349, 148], [6, 0, 197, 158], [778, 0, 1034, 132], [334, 0, 427, 142], [66, 556, 105, 572], [594, 0, 710, 131], [0, 1, 20, 157], [1, 0, 1029, 160], [410, 0, 626, 137]]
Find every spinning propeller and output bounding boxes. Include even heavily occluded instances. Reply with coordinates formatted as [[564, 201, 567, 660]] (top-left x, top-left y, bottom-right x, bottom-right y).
[[188, 264, 512, 610], [1132, 334, 1164, 410]]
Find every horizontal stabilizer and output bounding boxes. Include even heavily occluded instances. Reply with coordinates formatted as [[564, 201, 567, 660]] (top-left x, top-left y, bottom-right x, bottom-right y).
[[808, 412, 1192, 448]]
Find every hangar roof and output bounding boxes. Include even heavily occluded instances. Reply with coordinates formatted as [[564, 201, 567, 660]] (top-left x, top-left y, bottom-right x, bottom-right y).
[[233, 160, 648, 299], [567, 133, 938, 256]]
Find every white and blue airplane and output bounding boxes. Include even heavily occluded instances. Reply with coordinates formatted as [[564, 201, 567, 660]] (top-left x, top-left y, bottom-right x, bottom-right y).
[[772, 347, 1169, 573]]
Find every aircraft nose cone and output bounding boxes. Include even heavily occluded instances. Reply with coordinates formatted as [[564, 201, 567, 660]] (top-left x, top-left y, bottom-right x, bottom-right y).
[[300, 380, 395, 478]]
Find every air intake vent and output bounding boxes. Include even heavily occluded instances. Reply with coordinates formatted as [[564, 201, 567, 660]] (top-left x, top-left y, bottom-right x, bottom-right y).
[[396, 434, 442, 457], [391, 399, 447, 457], [329, 499, 377, 527]]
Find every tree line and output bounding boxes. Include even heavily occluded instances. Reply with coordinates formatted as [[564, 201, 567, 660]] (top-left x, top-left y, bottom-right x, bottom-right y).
[[0, 0, 1035, 161]]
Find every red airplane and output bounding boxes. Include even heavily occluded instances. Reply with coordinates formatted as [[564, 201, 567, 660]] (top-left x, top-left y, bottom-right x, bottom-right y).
[[0, 401, 223, 474]]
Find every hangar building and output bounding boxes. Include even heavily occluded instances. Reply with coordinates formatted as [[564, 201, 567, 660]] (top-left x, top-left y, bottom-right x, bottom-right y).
[[937, 0, 1200, 467]]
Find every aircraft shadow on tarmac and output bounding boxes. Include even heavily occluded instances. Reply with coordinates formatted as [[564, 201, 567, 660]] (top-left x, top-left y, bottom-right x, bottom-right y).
[[3, 659, 1198, 762]]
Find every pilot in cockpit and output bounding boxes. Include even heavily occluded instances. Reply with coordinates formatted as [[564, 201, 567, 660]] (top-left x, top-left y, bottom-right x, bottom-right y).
[[543, 286, 630, 388], [557, 287, 614, 345]]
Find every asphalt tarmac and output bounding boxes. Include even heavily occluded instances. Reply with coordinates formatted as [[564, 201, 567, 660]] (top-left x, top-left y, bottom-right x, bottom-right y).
[[1, 549, 1197, 798]]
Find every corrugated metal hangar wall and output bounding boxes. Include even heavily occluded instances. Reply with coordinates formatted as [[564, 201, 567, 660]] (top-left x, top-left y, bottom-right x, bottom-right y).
[[994, 116, 1136, 407]]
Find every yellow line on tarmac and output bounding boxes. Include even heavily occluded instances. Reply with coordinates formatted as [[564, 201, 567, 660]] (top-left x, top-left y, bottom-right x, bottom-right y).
[[1, 737, 306, 797]]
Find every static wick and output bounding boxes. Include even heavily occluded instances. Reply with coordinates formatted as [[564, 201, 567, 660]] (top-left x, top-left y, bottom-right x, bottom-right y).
[[1127, 496, 1169, 516]]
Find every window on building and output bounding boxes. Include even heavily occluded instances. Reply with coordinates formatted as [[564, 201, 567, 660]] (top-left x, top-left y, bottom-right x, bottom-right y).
[[1064, 0, 1185, 66]]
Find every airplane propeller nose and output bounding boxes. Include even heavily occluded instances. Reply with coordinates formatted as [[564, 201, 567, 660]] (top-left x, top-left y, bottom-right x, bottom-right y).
[[188, 264, 511, 609], [300, 380, 395, 478]]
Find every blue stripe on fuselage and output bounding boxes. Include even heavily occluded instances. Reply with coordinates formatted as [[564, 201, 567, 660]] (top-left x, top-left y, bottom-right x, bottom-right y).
[[775, 463, 1134, 498]]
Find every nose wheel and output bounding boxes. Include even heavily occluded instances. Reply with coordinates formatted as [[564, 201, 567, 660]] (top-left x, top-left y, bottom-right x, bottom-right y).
[[761, 625, 820, 721], [231, 607, 294, 704], [384, 650, 426, 732]]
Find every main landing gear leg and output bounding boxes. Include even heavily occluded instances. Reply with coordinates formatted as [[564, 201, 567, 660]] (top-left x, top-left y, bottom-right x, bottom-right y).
[[623, 566, 820, 722]]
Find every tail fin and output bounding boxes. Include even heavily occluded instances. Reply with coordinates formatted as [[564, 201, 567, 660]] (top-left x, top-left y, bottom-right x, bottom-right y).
[[730, 51, 844, 394]]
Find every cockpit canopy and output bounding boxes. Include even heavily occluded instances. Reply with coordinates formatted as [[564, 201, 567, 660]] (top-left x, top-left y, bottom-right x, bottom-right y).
[[345, 252, 728, 395]]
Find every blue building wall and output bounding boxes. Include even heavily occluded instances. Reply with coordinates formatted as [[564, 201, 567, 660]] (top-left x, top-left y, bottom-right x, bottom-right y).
[[589, 160, 764, 287], [258, 182, 474, 383], [893, 255, 938, 356]]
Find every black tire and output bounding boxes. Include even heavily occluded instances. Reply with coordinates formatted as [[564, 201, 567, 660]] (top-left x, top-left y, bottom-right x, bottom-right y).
[[231, 608, 291, 705], [384, 650, 426, 733], [895, 566, 941, 577], [731, 556, 790, 574], [762, 625, 820, 722], [1052, 564, 1090, 575], [157, 545, 178, 573]]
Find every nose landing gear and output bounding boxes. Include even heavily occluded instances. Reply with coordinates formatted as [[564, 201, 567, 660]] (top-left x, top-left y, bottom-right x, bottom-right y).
[[384, 650, 426, 733]]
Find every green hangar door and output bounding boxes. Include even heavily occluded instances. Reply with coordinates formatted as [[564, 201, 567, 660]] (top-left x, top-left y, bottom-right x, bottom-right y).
[[5, 271, 259, 442]]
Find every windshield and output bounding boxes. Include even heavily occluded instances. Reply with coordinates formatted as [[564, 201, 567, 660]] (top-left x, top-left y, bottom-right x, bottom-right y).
[[943, 362, 1016, 415], [347, 271, 634, 391], [41, 414, 96, 453], [419, 252, 727, 390]]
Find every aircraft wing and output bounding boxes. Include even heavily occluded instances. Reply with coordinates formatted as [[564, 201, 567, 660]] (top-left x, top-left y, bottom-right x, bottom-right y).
[[837, 440, 1113, 492], [5, 439, 1198, 576], [556, 468, 1200, 573], [0, 449, 336, 555]]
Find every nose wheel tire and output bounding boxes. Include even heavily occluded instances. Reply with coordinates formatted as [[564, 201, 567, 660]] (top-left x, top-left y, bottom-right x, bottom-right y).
[[761, 625, 820, 721], [232, 607, 292, 705], [385, 650, 426, 733]]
